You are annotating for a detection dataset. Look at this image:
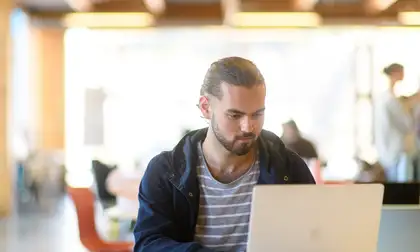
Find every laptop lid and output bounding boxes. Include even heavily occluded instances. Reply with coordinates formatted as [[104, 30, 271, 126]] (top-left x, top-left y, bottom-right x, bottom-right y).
[[247, 184, 384, 252]]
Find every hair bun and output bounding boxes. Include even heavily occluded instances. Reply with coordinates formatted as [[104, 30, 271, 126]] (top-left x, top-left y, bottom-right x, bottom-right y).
[[383, 63, 403, 76]]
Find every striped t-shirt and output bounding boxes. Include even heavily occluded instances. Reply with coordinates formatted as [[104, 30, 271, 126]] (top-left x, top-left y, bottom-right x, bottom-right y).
[[194, 142, 260, 252]]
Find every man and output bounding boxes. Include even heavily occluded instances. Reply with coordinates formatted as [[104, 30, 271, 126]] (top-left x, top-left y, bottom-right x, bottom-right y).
[[133, 57, 315, 252], [281, 119, 318, 160]]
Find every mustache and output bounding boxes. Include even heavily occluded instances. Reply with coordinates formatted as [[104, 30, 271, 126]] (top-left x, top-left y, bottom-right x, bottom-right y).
[[237, 132, 256, 139]]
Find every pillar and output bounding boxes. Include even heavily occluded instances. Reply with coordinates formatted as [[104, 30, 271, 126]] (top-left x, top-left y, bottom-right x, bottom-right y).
[[30, 26, 65, 151], [0, 0, 13, 217]]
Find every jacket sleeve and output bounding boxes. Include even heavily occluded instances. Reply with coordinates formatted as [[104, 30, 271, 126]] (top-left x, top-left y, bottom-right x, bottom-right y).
[[287, 150, 316, 184], [133, 154, 214, 252]]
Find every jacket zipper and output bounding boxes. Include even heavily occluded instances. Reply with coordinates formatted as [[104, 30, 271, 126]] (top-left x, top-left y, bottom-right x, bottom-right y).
[[168, 176, 198, 239]]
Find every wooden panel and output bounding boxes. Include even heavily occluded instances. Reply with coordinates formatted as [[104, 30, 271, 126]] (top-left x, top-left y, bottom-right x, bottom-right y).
[[35, 28, 65, 150], [66, 0, 150, 12], [314, 0, 369, 17], [384, 0, 420, 12], [88, 0, 149, 12], [157, 1, 223, 24], [315, 3, 370, 18], [0, 0, 12, 217], [239, 0, 310, 12], [317, 0, 420, 18], [239, 0, 420, 18], [164, 2, 222, 19]]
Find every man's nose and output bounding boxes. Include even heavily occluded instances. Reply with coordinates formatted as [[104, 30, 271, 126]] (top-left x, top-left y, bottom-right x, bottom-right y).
[[240, 117, 254, 133]]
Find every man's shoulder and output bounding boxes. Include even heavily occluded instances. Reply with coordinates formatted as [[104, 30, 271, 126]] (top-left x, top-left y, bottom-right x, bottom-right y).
[[259, 129, 291, 167], [143, 129, 205, 185], [142, 151, 174, 183], [260, 129, 284, 145], [260, 129, 315, 184], [259, 129, 287, 155]]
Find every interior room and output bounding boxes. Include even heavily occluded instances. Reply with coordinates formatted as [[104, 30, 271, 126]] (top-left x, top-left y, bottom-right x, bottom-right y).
[[2, 0, 420, 251]]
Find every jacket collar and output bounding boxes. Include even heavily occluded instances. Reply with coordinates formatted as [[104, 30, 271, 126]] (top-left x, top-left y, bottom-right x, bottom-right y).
[[167, 128, 289, 193]]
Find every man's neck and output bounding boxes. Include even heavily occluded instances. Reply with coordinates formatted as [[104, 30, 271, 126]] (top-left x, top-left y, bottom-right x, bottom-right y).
[[202, 130, 254, 173]]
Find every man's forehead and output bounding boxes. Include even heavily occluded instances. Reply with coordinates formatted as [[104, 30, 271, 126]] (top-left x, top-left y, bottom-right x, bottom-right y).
[[214, 87, 265, 114], [220, 82, 265, 98], [220, 81, 264, 91], [226, 107, 266, 114]]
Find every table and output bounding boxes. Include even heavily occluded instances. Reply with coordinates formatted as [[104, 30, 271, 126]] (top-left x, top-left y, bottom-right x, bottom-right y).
[[105, 204, 138, 220], [378, 205, 420, 252], [106, 170, 143, 201], [106, 169, 143, 220]]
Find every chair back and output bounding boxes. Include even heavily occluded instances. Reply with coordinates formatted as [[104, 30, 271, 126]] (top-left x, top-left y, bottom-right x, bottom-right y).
[[92, 160, 117, 202], [67, 186, 103, 249]]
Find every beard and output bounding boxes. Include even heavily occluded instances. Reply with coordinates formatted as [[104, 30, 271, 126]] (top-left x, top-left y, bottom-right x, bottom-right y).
[[211, 116, 256, 156]]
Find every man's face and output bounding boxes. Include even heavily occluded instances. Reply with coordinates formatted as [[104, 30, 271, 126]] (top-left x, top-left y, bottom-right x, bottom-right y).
[[203, 82, 266, 156]]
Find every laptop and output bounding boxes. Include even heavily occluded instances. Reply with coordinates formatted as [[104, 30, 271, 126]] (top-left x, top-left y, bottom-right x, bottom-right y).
[[247, 184, 384, 252]]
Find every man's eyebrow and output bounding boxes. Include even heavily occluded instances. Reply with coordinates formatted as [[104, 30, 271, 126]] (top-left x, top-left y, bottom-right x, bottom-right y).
[[226, 108, 265, 114], [254, 108, 265, 113], [226, 109, 245, 114]]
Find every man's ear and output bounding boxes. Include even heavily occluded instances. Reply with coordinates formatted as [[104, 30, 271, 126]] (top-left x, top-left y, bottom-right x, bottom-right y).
[[198, 96, 211, 120]]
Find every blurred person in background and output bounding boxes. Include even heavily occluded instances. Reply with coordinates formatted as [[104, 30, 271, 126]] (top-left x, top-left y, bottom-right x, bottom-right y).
[[281, 119, 318, 160], [374, 63, 419, 181], [133, 56, 315, 252], [354, 159, 386, 183]]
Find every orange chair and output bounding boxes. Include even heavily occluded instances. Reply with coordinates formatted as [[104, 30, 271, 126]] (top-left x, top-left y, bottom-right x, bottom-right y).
[[67, 186, 133, 252], [310, 159, 323, 184]]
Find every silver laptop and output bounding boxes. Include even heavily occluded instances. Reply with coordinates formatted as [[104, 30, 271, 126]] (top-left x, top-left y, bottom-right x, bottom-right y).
[[247, 184, 384, 252]]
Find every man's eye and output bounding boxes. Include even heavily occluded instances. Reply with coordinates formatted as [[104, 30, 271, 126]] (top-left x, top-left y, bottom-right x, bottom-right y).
[[252, 113, 264, 119], [227, 114, 241, 120]]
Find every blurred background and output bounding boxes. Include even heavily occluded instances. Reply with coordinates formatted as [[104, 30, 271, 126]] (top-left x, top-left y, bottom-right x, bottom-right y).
[[2, 0, 420, 251]]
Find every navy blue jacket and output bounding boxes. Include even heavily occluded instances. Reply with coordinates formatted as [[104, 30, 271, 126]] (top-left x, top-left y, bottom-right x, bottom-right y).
[[133, 128, 315, 252]]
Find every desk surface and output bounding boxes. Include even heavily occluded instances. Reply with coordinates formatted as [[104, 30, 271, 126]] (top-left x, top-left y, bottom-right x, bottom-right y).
[[106, 170, 142, 201], [379, 206, 420, 252], [105, 205, 138, 220]]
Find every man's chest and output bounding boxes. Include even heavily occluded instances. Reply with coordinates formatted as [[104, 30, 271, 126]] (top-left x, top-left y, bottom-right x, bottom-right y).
[[194, 176, 256, 251]]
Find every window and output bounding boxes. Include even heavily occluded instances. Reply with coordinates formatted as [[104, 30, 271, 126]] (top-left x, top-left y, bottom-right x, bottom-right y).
[[65, 28, 364, 179]]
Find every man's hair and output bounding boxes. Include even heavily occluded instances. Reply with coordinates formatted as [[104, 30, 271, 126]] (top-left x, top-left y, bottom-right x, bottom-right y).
[[200, 56, 265, 99]]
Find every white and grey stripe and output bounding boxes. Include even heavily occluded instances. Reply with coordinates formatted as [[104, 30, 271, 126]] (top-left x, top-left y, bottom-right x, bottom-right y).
[[194, 142, 260, 252]]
